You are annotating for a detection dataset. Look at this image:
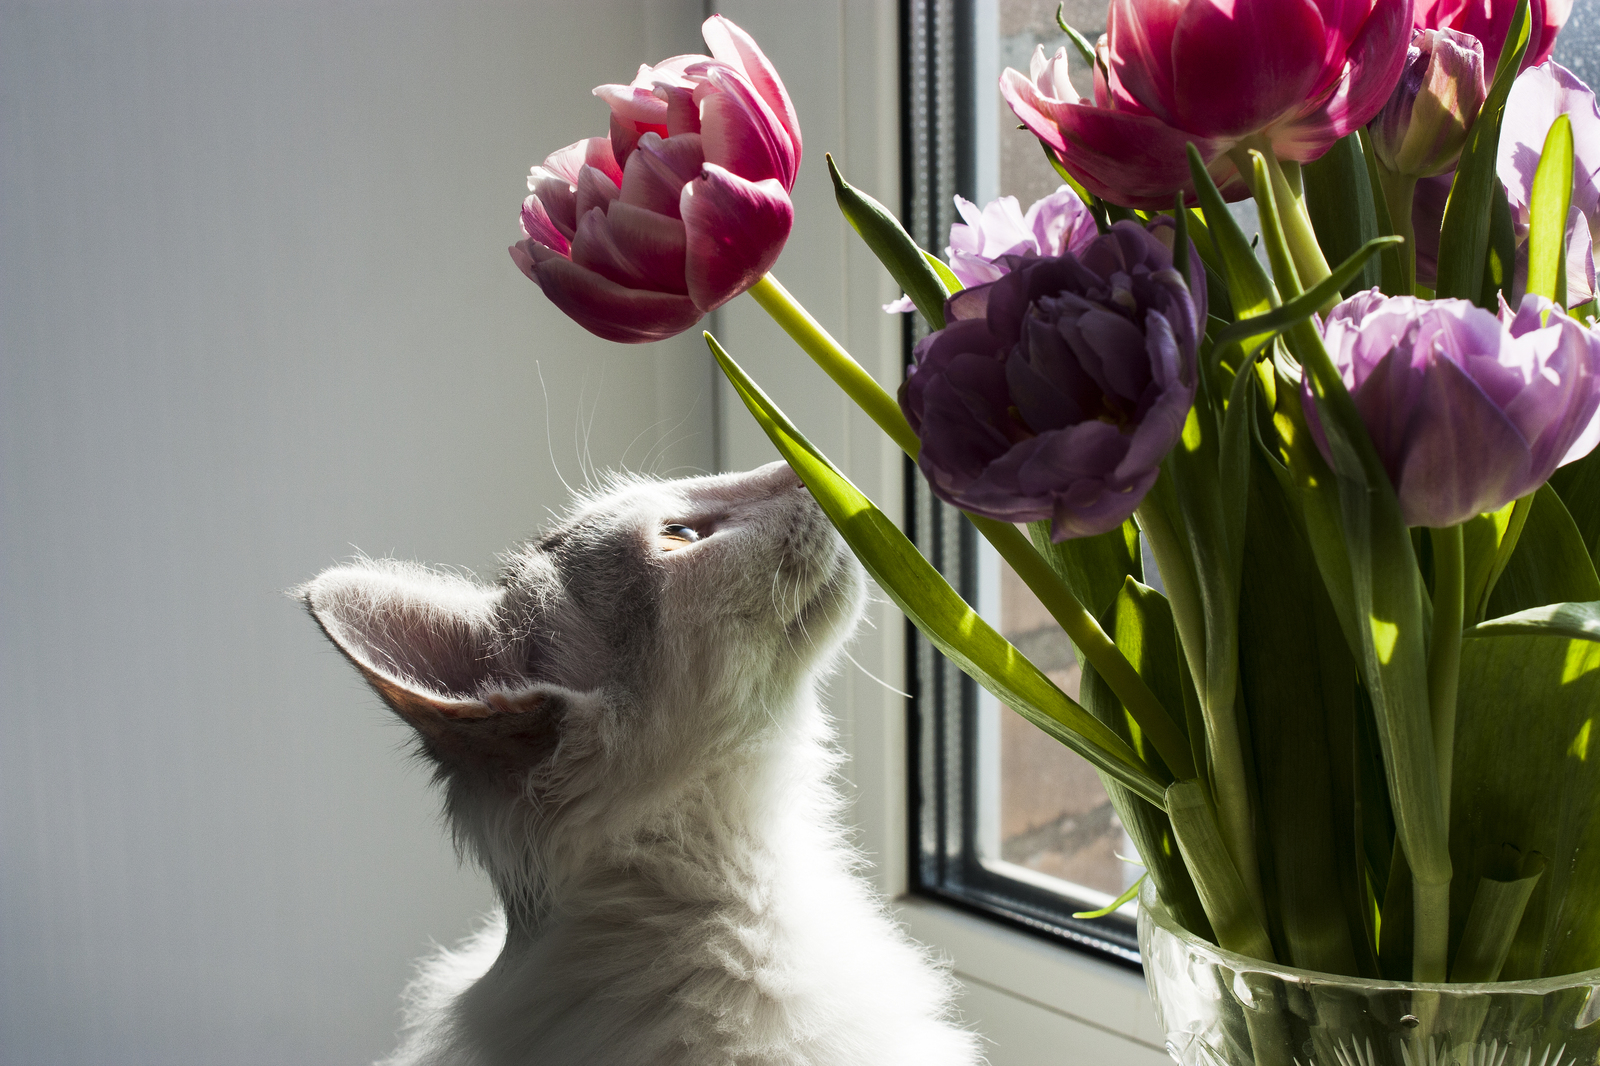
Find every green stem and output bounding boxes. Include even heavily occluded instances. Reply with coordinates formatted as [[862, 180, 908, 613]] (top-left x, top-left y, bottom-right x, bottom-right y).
[[1413, 877, 1451, 982], [745, 274, 920, 456], [1429, 524, 1464, 818], [1376, 166, 1419, 296], [1262, 148, 1332, 300], [746, 271, 1193, 781]]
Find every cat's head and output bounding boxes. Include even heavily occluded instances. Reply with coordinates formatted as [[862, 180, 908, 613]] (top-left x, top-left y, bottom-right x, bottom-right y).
[[301, 462, 864, 899]]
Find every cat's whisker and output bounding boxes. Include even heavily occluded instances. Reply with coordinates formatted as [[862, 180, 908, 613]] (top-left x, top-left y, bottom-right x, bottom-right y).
[[535, 362, 577, 499], [842, 648, 912, 699]]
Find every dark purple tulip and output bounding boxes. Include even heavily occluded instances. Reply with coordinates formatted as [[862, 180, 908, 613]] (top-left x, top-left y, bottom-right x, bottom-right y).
[[900, 219, 1203, 541], [1307, 290, 1600, 527]]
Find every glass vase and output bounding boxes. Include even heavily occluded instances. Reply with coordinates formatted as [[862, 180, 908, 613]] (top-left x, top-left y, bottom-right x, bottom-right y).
[[1138, 880, 1600, 1066]]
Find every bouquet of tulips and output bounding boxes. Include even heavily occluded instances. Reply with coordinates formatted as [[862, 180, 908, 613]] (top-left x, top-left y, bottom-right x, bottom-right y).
[[509, 0, 1600, 994]]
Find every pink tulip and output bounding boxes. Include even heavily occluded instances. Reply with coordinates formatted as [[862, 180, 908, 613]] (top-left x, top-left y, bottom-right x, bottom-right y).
[[1000, 0, 1415, 208], [1414, 0, 1572, 76], [510, 17, 800, 343]]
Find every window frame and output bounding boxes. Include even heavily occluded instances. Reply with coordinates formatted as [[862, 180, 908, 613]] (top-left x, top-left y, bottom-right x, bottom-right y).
[[899, 0, 1144, 971]]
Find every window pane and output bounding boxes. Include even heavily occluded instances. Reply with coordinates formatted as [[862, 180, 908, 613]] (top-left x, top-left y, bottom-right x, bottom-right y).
[[975, 538, 1144, 918]]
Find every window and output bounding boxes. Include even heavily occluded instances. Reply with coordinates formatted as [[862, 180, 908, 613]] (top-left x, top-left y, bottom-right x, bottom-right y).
[[903, 0, 1144, 968]]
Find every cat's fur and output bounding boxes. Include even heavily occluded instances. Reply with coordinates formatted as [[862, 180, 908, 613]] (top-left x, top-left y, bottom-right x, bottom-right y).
[[303, 461, 981, 1066]]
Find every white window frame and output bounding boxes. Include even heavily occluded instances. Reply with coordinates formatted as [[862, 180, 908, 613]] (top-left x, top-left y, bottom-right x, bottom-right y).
[[711, 1, 1167, 1059]]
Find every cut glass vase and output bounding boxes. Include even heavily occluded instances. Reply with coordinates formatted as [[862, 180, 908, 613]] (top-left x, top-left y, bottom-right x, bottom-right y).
[[1139, 880, 1600, 1066]]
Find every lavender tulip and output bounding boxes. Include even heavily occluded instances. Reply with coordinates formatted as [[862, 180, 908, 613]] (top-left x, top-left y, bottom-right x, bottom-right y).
[[1371, 29, 1487, 179], [1000, 0, 1413, 208], [900, 219, 1203, 540], [885, 186, 1099, 313], [1497, 61, 1600, 306], [1306, 290, 1600, 528], [510, 17, 799, 343]]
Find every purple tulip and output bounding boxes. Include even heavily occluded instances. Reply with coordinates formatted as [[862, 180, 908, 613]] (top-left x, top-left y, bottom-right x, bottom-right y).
[[999, 0, 1414, 208], [1306, 290, 1600, 527], [1415, 0, 1572, 76], [884, 186, 1100, 313], [510, 17, 800, 343], [1371, 29, 1487, 179], [900, 219, 1203, 540], [1496, 61, 1600, 306]]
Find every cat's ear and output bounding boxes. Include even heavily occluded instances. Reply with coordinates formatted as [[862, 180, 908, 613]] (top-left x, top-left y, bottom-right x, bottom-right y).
[[301, 562, 571, 769]]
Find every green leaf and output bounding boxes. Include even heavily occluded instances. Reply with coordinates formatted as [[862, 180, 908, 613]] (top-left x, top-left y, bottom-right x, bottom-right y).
[[1357, 129, 1409, 296], [1469, 600, 1600, 641], [1450, 627, 1600, 978], [1078, 583, 1213, 939], [1302, 132, 1385, 298], [826, 153, 949, 329], [1209, 236, 1402, 356], [1072, 873, 1148, 920], [1187, 143, 1278, 320], [1237, 441, 1365, 975], [1486, 483, 1600, 618], [1027, 519, 1140, 623], [1450, 857, 1546, 982], [1166, 780, 1277, 961], [1055, 2, 1098, 71], [1251, 150, 1304, 299], [1527, 114, 1576, 305], [1435, 0, 1532, 304], [1461, 494, 1535, 624], [922, 249, 961, 295], [1550, 446, 1600, 568], [1481, 179, 1519, 308], [706, 332, 1168, 807]]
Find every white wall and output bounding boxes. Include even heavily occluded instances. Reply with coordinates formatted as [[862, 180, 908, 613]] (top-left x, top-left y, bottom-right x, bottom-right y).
[[0, 3, 708, 1062]]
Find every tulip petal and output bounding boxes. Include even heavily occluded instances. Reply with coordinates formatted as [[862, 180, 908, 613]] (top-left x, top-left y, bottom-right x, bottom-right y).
[[520, 194, 570, 255], [575, 164, 621, 220], [520, 251, 702, 344], [1000, 71, 1236, 207], [1393, 353, 1535, 526], [569, 201, 689, 295], [593, 82, 670, 129], [681, 163, 793, 311], [619, 132, 705, 218], [1168, 0, 1327, 139], [1273, 0, 1415, 160], [700, 15, 802, 158], [1105, 0, 1181, 122], [695, 64, 797, 188]]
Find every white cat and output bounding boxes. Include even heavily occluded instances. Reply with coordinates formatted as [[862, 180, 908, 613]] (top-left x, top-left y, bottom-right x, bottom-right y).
[[303, 461, 981, 1066]]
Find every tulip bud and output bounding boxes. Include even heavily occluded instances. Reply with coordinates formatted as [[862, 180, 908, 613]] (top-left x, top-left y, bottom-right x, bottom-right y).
[[1371, 29, 1488, 179], [899, 219, 1204, 541]]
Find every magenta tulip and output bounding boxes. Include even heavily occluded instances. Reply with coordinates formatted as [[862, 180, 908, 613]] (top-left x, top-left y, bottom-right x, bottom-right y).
[[1414, 0, 1572, 76], [510, 17, 800, 343], [900, 218, 1203, 540], [1306, 290, 1600, 527], [1000, 0, 1414, 208]]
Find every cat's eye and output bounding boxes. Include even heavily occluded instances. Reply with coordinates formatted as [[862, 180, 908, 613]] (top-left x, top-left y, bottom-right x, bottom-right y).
[[658, 524, 700, 551]]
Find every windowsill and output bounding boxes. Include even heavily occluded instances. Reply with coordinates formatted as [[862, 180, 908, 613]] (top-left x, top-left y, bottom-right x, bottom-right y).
[[894, 894, 1168, 1057]]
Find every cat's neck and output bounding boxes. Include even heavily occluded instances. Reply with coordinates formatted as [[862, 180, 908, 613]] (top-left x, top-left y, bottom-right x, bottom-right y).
[[497, 694, 846, 943]]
